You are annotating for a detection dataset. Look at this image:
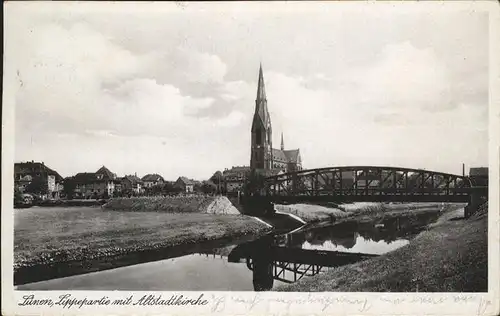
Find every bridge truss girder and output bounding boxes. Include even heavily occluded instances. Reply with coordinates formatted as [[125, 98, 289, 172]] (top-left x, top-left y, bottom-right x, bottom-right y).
[[264, 166, 477, 203]]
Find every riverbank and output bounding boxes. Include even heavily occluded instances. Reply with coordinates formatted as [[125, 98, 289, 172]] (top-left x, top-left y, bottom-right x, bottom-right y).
[[275, 202, 460, 224], [277, 204, 488, 292], [14, 206, 270, 284]]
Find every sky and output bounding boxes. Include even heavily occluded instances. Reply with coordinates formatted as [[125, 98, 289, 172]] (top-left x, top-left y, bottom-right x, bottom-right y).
[[6, 2, 490, 180]]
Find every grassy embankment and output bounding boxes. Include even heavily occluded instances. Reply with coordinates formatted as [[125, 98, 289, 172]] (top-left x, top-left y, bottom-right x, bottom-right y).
[[14, 196, 271, 283], [275, 202, 458, 224], [278, 203, 488, 292]]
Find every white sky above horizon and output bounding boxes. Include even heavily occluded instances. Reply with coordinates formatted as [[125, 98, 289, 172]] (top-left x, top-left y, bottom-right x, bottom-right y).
[[6, 3, 489, 180]]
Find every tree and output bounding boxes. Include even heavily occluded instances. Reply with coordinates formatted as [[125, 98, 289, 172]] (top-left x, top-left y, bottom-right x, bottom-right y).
[[210, 171, 225, 194], [145, 184, 163, 196], [161, 182, 183, 195], [210, 171, 224, 184], [25, 176, 49, 196], [62, 177, 76, 200], [201, 180, 217, 194], [243, 170, 267, 196], [194, 182, 203, 193], [14, 187, 24, 205]]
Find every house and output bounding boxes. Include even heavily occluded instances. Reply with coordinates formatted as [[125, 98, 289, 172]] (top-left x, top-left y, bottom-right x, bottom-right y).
[[470, 167, 488, 186], [14, 161, 63, 199], [222, 166, 251, 193], [121, 174, 144, 194], [72, 166, 118, 199], [141, 174, 165, 188], [175, 176, 195, 193]]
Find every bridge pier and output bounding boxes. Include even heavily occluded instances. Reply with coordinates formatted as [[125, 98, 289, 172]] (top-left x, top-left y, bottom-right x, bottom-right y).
[[465, 189, 485, 218], [227, 194, 275, 216]]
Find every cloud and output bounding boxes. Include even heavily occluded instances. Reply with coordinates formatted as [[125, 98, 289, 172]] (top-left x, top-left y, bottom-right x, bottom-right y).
[[220, 80, 254, 102], [178, 48, 228, 84], [8, 5, 488, 179], [215, 111, 246, 127]]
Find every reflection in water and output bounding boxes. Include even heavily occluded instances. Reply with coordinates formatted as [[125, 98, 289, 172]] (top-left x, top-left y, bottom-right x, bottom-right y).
[[18, 210, 442, 291], [230, 211, 441, 288], [302, 235, 409, 255], [252, 256, 274, 291]]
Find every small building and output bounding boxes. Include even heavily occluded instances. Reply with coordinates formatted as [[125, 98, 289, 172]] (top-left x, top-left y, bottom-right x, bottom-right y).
[[121, 174, 144, 194], [223, 166, 251, 193], [175, 176, 195, 193], [141, 174, 165, 188], [470, 167, 488, 186], [73, 166, 117, 199], [14, 161, 63, 199]]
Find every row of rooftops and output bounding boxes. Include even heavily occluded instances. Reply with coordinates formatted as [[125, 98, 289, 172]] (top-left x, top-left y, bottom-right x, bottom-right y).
[[14, 162, 173, 185], [71, 167, 168, 185], [14, 161, 63, 182], [15, 161, 489, 187]]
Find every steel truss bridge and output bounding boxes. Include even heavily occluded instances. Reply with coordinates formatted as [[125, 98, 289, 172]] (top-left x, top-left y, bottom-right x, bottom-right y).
[[239, 166, 488, 217], [229, 245, 377, 287], [246, 259, 327, 284]]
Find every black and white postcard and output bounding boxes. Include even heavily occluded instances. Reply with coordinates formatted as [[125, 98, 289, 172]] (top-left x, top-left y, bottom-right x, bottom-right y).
[[2, 1, 499, 315]]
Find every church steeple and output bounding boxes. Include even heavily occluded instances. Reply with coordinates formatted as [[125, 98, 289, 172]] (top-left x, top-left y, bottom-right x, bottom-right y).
[[281, 132, 284, 150], [250, 63, 273, 170], [256, 63, 266, 102]]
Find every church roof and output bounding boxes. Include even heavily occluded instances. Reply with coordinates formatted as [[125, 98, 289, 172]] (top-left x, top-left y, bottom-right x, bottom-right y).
[[272, 148, 301, 164], [283, 149, 301, 163], [272, 148, 288, 162]]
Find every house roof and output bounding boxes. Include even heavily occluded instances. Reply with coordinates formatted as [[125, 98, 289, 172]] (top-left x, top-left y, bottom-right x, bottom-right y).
[[96, 166, 116, 180], [223, 166, 251, 177], [73, 172, 99, 184], [123, 175, 143, 184], [142, 173, 164, 182], [470, 167, 488, 176], [177, 176, 195, 185], [14, 161, 63, 181]]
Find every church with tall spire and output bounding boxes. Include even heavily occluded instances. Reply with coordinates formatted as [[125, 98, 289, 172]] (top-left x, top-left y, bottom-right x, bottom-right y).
[[250, 63, 302, 173]]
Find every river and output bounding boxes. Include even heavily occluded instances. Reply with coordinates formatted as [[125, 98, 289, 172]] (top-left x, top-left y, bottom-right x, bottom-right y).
[[18, 210, 441, 291]]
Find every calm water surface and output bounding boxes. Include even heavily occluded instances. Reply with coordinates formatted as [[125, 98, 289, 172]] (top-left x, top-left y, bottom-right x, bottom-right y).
[[18, 211, 441, 291]]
